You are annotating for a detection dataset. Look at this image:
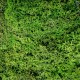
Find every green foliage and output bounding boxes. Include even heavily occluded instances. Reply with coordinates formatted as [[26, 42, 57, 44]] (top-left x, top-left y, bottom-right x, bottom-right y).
[[0, 0, 80, 80]]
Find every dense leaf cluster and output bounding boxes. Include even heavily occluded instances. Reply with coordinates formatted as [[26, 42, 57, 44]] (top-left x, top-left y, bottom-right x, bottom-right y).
[[0, 0, 80, 80]]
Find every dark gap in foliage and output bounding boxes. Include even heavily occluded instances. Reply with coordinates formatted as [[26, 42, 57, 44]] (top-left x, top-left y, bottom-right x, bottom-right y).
[[65, 56, 69, 59], [58, 73, 63, 78], [61, 0, 80, 11], [41, 27, 44, 31], [16, 39, 22, 44], [38, 33, 60, 52], [29, 69, 39, 77], [78, 48, 80, 52], [60, 0, 69, 3], [26, 52, 33, 56], [75, 61, 80, 68], [16, 49, 21, 53], [11, 65, 20, 73], [65, 24, 80, 34], [45, 0, 52, 2], [41, 40, 49, 46], [76, 63, 80, 68], [0, 77, 2, 80]]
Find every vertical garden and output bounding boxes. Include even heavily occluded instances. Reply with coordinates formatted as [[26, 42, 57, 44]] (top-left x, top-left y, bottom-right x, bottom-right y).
[[0, 0, 80, 80]]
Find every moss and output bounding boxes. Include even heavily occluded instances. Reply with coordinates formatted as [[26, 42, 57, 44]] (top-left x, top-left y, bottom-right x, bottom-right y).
[[0, 0, 80, 80]]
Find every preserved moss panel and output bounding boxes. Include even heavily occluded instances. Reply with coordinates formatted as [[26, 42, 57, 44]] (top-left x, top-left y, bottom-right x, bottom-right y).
[[0, 0, 80, 80]]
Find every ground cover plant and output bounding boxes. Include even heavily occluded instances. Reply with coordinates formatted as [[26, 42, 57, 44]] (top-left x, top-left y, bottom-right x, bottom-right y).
[[0, 0, 80, 80]]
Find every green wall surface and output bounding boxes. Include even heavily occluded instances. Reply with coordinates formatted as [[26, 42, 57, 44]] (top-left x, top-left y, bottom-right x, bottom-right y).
[[0, 0, 80, 80]]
